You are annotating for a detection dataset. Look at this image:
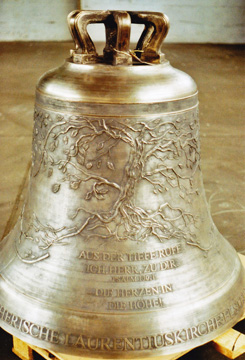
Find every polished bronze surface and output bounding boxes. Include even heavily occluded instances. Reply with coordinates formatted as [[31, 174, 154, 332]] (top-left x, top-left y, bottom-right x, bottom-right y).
[[0, 10, 244, 358]]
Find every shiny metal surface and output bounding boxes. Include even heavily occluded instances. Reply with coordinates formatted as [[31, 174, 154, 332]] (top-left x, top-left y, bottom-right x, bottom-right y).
[[0, 10, 244, 358]]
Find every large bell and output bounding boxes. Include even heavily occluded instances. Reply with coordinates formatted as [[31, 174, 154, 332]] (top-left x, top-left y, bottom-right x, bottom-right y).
[[0, 10, 244, 358]]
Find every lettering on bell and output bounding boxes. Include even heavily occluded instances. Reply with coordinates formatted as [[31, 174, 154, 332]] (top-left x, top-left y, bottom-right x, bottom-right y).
[[0, 289, 244, 351]]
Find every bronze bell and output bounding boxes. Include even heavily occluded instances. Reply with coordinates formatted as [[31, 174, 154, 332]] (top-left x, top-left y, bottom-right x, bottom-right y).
[[0, 10, 244, 358]]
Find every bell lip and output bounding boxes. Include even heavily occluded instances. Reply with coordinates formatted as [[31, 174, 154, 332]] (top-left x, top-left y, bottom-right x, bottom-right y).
[[1, 306, 244, 359], [36, 59, 198, 105]]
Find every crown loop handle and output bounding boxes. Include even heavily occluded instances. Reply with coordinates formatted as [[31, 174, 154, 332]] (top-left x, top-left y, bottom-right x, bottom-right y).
[[67, 10, 169, 65]]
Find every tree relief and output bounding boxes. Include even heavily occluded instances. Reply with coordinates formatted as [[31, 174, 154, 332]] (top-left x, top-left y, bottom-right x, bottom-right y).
[[17, 107, 212, 264]]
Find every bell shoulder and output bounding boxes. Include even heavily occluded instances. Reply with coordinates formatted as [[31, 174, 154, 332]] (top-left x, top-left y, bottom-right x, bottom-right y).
[[36, 60, 198, 105]]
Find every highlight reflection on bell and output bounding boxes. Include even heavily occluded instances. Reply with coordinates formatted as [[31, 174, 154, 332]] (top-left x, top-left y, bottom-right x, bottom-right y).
[[0, 10, 244, 358]]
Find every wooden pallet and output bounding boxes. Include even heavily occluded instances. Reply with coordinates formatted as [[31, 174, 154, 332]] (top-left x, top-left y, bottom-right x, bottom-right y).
[[212, 326, 245, 360]]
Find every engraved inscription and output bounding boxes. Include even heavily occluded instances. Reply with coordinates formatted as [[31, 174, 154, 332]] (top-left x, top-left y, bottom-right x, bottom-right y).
[[108, 297, 165, 311], [90, 284, 173, 311], [111, 274, 156, 283], [93, 284, 173, 297], [84, 259, 177, 275], [0, 289, 244, 351], [79, 244, 182, 262]]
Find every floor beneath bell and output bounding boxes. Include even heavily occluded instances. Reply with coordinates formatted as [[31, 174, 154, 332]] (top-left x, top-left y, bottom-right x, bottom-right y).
[[0, 43, 244, 359]]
